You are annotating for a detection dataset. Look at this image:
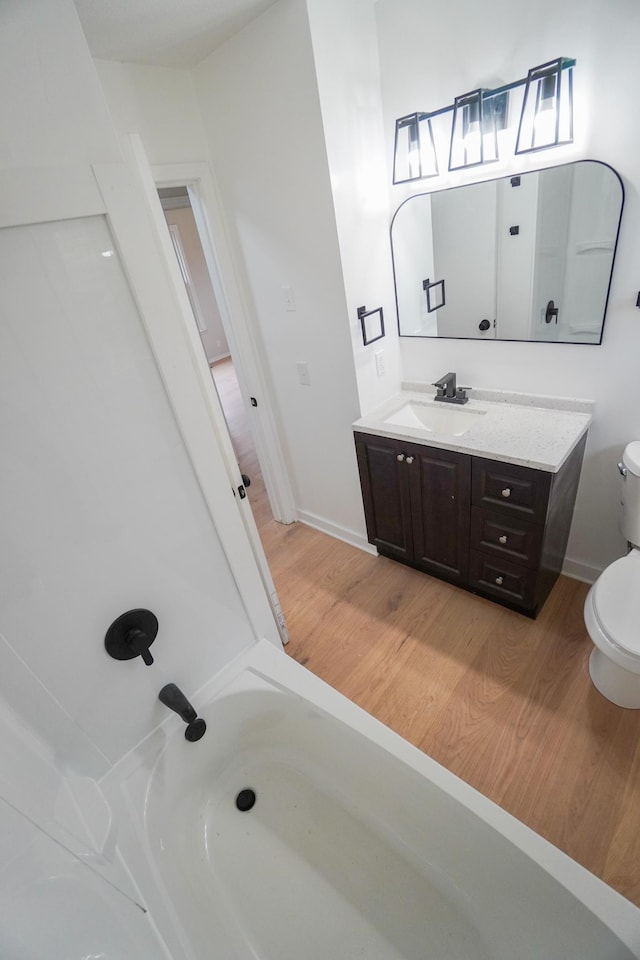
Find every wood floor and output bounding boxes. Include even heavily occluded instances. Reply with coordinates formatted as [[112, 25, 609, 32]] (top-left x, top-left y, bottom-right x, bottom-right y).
[[211, 356, 640, 909]]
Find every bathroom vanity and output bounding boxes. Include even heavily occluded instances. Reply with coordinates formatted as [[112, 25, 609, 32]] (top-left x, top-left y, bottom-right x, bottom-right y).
[[353, 387, 591, 617]]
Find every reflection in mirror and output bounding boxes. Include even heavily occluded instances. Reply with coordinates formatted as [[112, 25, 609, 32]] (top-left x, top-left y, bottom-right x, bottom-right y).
[[391, 160, 623, 343]]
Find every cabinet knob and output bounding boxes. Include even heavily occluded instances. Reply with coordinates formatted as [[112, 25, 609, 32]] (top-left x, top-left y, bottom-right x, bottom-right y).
[[495, 576, 504, 586], [501, 487, 511, 498], [498, 534, 508, 544], [397, 453, 405, 462], [406, 456, 414, 464]]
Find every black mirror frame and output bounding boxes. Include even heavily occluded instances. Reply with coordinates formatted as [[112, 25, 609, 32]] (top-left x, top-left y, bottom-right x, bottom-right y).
[[390, 158, 624, 345]]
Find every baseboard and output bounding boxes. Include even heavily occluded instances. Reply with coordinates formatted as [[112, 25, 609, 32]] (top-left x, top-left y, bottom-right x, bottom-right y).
[[562, 557, 601, 585], [296, 510, 377, 555], [208, 352, 231, 366], [295, 511, 600, 578]]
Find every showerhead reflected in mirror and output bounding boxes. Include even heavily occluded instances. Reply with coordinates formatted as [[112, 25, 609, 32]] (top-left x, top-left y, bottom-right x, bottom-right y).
[[391, 160, 623, 343]]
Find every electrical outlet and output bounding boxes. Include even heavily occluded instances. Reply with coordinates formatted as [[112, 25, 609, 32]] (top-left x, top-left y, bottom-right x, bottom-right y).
[[375, 350, 385, 377], [296, 361, 310, 386]]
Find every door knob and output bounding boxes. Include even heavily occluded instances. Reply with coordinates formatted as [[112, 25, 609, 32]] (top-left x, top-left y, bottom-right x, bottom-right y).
[[495, 576, 504, 586], [498, 535, 508, 544], [501, 488, 511, 498], [405, 456, 414, 464], [396, 453, 405, 462]]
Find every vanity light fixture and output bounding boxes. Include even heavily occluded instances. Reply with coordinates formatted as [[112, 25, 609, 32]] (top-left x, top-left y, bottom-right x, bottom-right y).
[[448, 89, 500, 171], [392, 112, 439, 183], [515, 58, 574, 154], [392, 57, 574, 183]]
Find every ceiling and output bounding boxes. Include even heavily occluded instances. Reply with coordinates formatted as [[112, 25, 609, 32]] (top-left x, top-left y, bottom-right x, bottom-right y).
[[73, 0, 280, 68]]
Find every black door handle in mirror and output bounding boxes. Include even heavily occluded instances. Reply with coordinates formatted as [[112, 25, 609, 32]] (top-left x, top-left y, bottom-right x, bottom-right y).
[[545, 300, 559, 324]]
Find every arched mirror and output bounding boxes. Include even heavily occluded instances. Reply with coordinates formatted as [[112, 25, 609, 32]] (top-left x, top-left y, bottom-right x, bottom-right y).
[[391, 160, 623, 343]]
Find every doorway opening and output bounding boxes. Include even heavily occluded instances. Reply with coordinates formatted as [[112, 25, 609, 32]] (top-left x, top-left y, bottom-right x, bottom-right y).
[[157, 185, 272, 532]]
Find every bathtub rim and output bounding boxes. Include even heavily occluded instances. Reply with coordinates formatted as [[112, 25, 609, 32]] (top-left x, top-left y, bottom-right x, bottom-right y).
[[100, 638, 640, 960]]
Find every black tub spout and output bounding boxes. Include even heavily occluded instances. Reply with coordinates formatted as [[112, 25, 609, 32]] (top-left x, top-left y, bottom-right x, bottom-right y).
[[159, 683, 206, 741]]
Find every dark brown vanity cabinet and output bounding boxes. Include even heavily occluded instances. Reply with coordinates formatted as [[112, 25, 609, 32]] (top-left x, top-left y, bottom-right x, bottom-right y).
[[354, 431, 586, 616], [354, 433, 470, 585]]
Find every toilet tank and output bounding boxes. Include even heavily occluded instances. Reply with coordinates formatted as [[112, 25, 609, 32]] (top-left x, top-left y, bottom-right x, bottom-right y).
[[620, 441, 640, 545]]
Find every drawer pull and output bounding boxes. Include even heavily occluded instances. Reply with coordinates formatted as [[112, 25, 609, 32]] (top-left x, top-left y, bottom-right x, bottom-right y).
[[397, 454, 405, 462], [498, 535, 508, 544], [501, 487, 511, 498], [495, 576, 504, 586], [406, 456, 414, 464]]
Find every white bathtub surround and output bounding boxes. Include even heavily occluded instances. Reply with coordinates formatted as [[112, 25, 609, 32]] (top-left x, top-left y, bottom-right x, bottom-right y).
[[104, 640, 640, 960], [0, 823, 168, 960], [0, 695, 167, 958], [353, 387, 592, 472]]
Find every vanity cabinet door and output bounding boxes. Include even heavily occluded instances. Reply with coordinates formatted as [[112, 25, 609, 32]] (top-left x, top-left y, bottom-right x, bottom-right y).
[[408, 443, 471, 584], [354, 433, 414, 563]]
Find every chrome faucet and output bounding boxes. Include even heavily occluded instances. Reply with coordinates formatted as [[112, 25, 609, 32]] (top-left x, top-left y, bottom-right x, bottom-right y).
[[433, 372, 470, 405]]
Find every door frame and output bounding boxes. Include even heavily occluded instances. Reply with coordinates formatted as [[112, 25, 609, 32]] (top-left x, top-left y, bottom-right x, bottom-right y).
[[149, 157, 297, 526]]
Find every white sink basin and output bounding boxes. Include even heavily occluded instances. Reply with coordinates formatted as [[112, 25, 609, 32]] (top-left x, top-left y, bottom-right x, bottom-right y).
[[383, 400, 486, 437]]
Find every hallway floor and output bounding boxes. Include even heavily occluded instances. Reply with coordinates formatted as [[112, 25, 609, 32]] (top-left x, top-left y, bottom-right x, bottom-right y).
[[212, 356, 640, 909]]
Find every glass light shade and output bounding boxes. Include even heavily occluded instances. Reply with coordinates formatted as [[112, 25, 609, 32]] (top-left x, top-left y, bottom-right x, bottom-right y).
[[393, 112, 439, 184], [515, 58, 573, 154], [448, 90, 499, 171]]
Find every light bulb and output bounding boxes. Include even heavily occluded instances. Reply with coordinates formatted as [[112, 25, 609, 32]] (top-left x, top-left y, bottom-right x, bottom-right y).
[[533, 101, 557, 146]]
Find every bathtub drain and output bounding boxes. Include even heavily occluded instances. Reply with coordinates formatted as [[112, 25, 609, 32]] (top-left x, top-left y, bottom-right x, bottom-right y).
[[235, 788, 256, 812]]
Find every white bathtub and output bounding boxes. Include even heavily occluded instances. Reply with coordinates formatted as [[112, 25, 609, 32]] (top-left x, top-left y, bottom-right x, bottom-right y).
[[112, 640, 640, 960]]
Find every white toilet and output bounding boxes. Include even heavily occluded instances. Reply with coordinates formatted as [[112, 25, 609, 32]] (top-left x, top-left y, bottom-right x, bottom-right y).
[[584, 441, 640, 707]]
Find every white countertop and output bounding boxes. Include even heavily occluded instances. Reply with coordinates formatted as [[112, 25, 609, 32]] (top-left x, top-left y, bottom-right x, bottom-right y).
[[353, 386, 593, 473]]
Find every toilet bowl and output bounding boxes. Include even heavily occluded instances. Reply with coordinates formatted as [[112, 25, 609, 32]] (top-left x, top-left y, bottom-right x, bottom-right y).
[[585, 550, 640, 707], [584, 440, 640, 707]]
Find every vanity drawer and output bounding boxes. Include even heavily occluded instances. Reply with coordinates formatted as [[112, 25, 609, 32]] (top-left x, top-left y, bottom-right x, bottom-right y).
[[472, 457, 551, 522], [470, 507, 543, 568], [469, 550, 537, 610]]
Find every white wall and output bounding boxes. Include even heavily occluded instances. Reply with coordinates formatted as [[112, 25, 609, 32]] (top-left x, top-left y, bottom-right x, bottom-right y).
[[194, 0, 367, 543], [94, 59, 210, 167], [376, 0, 640, 578], [305, 0, 402, 414], [0, 1, 121, 169]]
